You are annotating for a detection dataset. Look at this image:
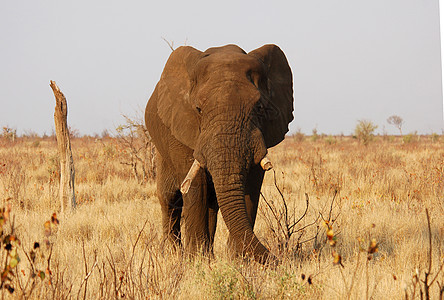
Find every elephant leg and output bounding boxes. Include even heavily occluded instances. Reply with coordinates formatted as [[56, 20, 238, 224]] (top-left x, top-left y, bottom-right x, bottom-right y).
[[206, 171, 218, 253], [157, 154, 183, 249], [227, 164, 265, 255], [181, 167, 211, 256]]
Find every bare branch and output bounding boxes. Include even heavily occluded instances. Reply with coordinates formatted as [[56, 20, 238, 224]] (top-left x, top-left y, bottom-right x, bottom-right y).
[[161, 37, 175, 51], [289, 193, 310, 231]]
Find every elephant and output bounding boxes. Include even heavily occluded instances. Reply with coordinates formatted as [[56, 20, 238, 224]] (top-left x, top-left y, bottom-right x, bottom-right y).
[[145, 44, 293, 264]]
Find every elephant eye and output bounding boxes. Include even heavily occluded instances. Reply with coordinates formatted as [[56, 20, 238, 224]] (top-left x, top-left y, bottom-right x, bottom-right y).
[[196, 106, 202, 114], [247, 72, 258, 88]]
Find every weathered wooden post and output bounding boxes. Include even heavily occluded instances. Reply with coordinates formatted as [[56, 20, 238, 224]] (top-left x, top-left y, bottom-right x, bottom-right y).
[[50, 80, 76, 212]]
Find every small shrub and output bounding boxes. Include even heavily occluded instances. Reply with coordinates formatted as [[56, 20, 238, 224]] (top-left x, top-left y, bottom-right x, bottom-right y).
[[325, 135, 336, 145], [293, 129, 305, 142], [311, 128, 319, 142], [430, 133, 440, 143], [209, 264, 239, 299], [354, 120, 378, 146], [1, 127, 17, 142], [403, 131, 418, 144], [115, 114, 156, 182]]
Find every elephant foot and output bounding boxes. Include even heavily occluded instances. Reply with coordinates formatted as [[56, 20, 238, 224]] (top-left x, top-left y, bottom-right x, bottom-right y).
[[226, 235, 279, 267]]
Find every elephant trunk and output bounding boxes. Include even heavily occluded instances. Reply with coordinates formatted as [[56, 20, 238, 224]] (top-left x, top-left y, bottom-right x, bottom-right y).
[[204, 145, 272, 264]]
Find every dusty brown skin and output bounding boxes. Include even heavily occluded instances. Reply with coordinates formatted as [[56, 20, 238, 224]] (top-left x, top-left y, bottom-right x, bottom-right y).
[[145, 44, 293, 264]]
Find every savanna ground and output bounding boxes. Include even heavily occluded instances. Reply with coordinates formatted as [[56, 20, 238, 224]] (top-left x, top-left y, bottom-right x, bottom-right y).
[[0, 133, 443, 299]]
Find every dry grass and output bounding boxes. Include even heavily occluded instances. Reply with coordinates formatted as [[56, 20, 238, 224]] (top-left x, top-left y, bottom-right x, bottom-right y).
[[0, 135, 443, 299]]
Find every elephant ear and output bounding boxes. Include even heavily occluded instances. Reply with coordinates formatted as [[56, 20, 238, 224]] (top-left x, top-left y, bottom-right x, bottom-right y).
[[248, 45, 294, 148], [155, 46, 203, 149]]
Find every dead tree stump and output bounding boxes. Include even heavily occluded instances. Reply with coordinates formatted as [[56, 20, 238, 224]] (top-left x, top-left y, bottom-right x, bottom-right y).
[[50, 80, 76, 212]]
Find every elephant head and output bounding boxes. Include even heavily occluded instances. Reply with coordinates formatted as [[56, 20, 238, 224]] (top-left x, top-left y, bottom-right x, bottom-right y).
[[145, 44, 293, 263]]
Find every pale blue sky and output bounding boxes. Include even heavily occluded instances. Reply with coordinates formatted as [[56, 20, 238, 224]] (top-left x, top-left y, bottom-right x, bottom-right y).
[[1, 0, 443, 136]]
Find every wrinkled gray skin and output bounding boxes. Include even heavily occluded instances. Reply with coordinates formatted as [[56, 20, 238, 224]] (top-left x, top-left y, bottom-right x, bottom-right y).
[[145, 44, 293, 264]]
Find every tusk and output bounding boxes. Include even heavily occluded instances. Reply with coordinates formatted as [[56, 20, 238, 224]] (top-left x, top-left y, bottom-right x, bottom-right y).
[[260, 156, 273, 171], [180, 159, 201, 194]]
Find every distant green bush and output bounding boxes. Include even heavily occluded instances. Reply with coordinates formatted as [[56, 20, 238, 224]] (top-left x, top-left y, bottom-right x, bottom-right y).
[[325, 135, 337, 145], [403, 131, 418, 143], [354, 120, 378, 146], [431, 133, 440, 143]]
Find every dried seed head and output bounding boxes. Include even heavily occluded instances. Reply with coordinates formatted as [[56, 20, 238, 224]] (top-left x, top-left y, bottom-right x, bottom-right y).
[[332, 250, 344, 267], [368, 238, 378, 254]]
